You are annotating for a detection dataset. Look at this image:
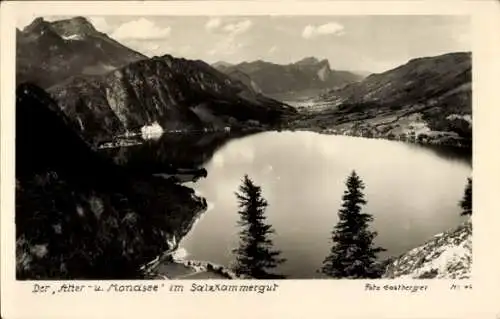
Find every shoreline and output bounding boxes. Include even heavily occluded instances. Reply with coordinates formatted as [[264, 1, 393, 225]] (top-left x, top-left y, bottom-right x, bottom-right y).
[[139, 127, 470, 279], [96, 124, 472, 154], [284, 127, 472, 151], [141, 192, 246, 279], [141, 194, 239, 279], [141, 198, 208, 277]]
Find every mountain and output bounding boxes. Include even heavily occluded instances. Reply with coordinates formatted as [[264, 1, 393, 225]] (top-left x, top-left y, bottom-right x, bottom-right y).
[[383, 219, 471, 279], [211, 61, 234, 70], [317, 52, 471, 109], [16, 83, 206, 279], [221, 68, 264, 94], [17, 16, 146, 88], [48, 54, 295, 145], [294, 52, 472, 147], [213, 57, 363, 97]]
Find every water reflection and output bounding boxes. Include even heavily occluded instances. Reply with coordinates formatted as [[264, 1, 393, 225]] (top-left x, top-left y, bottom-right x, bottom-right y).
[[99, 132, 250, 175], [98, 131, 472, 278], [178, 131, 472, 278], [404, 142, 472, 166]]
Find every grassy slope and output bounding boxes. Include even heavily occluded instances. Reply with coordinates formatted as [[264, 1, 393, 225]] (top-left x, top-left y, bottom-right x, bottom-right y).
[[290, 52, 472, 148]]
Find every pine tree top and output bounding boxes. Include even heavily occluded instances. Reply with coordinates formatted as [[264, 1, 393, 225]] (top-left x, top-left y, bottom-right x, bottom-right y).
[[232, 174, 285, 279], [460, 176, 472, 216], [321, 170, 385, 279]]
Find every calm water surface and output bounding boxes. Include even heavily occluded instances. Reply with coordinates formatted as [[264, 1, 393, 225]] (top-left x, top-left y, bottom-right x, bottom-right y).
[[176, 131, 471, 278]]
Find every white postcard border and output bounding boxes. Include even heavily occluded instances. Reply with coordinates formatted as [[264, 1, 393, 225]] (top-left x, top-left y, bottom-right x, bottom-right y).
[[2, 1, 500, 319]]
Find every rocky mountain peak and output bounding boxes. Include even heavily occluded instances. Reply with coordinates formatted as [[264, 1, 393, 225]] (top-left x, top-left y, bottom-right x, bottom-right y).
[[23, 17, 52, 35], [161, 54, 176, 61], [215, 57, 361, 95], [318, 58, 330, 67], [295, 56, 321, 66], [17, 16, 147, 88], [294, 57, 331, 69], [49, 16, 98, 39], [212, 61, 234, 69]]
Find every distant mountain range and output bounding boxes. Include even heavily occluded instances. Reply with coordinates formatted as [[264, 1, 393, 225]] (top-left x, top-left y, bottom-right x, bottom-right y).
[[17, 17, 294, 145], [317, 52, 471, 111], [17, 17, 147, 88], [16, 16, 472, 149], [293, 51, 472, 146], [213, 57, 364, 97]]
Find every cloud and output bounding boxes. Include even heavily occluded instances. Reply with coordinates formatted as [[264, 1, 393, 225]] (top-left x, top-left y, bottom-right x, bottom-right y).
[[269, 45, 278, 54], [222, 19, 253, 35], [111, 18, 171, 40], [207, 18, 252, 57], [88, 16, 112, 33], [302, 22, 344, 39], [124, 40, 163, 56], [208, 38, 244, 56], [206, 18, 253, 36], [205, 17, 222, 31]]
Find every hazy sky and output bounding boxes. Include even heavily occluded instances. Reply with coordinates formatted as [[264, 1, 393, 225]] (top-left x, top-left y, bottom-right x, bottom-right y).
[[17, 15, 470, 73]]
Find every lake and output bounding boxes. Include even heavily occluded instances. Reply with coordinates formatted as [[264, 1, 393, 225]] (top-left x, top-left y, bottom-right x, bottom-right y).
[[103, 131, 472, 279], [178, 131, 471, 278]]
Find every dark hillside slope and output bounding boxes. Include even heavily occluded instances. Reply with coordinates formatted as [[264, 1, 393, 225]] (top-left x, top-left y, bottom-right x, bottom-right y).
[[48, 54, 294, 145], [16, 83, 205, 279]]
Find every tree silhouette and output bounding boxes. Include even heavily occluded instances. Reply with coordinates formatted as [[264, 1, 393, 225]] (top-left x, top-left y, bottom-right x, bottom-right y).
[[321, 170, 386, 278], [232, 175, 285, 279], [460, 177, 472, 216]]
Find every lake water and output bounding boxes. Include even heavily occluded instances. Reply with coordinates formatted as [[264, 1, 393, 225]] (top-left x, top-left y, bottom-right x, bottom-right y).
[[175, 131, 472, 278]]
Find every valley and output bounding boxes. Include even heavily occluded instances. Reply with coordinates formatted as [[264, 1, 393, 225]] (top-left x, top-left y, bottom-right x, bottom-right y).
[[14, 16, 472, 280], [282, 52, 472, 149]]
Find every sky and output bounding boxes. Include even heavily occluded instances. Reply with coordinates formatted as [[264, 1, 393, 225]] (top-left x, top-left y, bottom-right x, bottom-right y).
[[17, 15, 470, 73]]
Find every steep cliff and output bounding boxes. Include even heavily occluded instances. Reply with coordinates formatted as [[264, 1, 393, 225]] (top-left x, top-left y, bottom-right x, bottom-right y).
[[16, 83, 206, 279], [214, 57, 362, 97], [48, 54, 294, 145], [17, 17, 146, 88], [383, 219, 471, 279]]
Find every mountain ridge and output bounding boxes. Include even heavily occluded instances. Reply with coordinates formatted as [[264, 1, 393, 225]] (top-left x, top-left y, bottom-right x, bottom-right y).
[[47, 53, 294, 145], [17, 17, 293, 145], [213, 57, 363, 97], [17, 16, 147, 88], [292, 51, 472, 147]]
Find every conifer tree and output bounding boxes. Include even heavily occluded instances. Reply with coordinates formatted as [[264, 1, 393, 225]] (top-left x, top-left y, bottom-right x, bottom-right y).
[[460, 177, 472, 216], [232, 175, 285, 279], [321, 170, 386, 278]]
